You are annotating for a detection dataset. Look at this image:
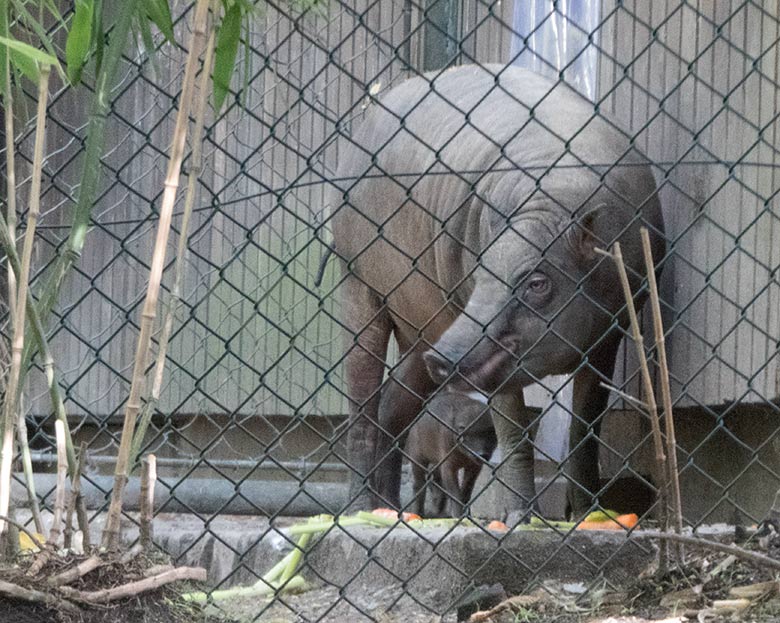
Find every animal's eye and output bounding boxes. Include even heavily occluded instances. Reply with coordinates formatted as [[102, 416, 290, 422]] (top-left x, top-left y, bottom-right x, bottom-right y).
[[522, 272, 551, 300], [528, 276, 547, 291]]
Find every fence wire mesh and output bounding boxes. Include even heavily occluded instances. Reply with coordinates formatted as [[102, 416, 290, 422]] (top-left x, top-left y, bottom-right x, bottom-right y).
[[1, 0, 780, 620]]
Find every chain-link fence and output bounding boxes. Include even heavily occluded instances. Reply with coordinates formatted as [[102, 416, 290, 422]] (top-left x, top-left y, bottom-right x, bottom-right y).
[[2, 0, 780, 620]]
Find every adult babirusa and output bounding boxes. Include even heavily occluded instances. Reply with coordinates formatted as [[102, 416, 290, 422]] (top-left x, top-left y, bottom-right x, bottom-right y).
[[330, 64, 664, 520]]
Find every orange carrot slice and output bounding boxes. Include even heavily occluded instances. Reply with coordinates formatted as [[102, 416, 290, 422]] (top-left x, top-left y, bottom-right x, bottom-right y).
[[577, 513, 639, 531], [487, 520, 509, 532]]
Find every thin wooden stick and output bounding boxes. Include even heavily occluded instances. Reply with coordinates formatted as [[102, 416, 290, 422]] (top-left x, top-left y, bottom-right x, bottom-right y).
[[74, 441, 90, 550], [49, 419, 68, 546], [0, 514, 44, 550], [600, 243, 669, 567], [599, 381, 650, 411], [641, 227, 684, 549], [0, 579, 81, 613], [131, 14, 217, 469], [139, 454, 156, 549], [58, 566, 207, 604], [0, 66, 50, 548], [634, 531, 780, 571], [101, 0, 212, 551]]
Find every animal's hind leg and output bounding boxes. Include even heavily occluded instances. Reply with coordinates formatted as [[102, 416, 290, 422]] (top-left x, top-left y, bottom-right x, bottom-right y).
[[340, 271, 392, 511], [375, 348, 437, 509], [429, 470, 446, 516], [409, 461, 427, 517]]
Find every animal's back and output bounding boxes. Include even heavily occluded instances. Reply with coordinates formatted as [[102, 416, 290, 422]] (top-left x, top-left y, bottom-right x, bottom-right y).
[[331, 64, 660, 347]]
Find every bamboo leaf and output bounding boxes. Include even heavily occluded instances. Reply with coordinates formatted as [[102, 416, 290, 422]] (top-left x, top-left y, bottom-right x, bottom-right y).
[[9, 47, 39, 82], [0, 35, 58, 68], [8, 1, 65, 78], [65, 0, 94, 85], [141, 0, 175, 45], [136, 11, 160, 78], [212, 2, 241, 112]]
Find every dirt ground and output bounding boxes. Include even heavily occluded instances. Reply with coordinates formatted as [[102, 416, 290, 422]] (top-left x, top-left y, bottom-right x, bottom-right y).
[[3, 526, 780, 623], [211, 526, 780, 622]]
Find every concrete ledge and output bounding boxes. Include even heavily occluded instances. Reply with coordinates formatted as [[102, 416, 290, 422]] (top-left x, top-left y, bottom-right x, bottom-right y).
[[16, 510, 658, 604], [305, 524, 657, 610]]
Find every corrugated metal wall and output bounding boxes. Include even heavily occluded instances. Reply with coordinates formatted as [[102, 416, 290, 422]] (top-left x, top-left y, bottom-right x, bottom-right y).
[[599, 0, 780, 407], [22, 0, 778, 439]]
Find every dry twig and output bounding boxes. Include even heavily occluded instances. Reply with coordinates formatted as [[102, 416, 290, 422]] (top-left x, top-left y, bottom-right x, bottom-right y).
[[635, 531, 780, 571], [596, 243, 669, 566], [468, 593, 543, 622], [0, 579, 81, 613], [0, 514, 44, 550], [640, 228, 683, 547], [58, 566, 207, 604]]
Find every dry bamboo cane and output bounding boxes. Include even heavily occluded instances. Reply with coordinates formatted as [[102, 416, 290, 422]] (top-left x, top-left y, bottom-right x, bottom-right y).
[[640, 227, 684, 555], [130, 22, 217, 467], [0, 66, 50, 548], [49, 419, 67, 546], [139, 454, 155, 549], [597, 242, 669, 568], [100, 0, 212, 551], [74, 441, 90, 550]]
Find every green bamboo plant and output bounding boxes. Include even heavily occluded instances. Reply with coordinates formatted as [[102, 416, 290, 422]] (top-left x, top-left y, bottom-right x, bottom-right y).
[[0, 59, 52, 554]]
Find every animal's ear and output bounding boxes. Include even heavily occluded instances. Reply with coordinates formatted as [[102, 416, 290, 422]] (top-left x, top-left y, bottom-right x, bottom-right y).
[[573, 204, 607, 262]]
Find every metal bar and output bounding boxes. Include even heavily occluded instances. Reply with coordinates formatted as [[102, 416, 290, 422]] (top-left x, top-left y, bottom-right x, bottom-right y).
[[28, 452, 348, 473]]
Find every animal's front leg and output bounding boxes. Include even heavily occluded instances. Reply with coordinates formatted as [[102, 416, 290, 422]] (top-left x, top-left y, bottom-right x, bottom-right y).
[[490, 391, 537, 524], [566, 333, 622, 519]]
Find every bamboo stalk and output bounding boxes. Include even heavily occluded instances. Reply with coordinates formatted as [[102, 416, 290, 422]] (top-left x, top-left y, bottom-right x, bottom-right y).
[[641, 227, 684, 550], [64, 441, 88, 550], [74, 442, 90, 551], [597, 243, 669, 567], [49, 419, 67, 546], [0, 66, 50, 549], [1, 0, 17, 325], [15, 0, 141, 425], [101, 0, 212, 551], [131, 21, 217, 468], [139, 454, 156, 549], [16, 399, 44, 533], [0, 215, 77, 476]]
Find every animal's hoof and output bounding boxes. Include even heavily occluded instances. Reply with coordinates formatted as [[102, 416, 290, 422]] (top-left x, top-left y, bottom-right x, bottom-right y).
[[505, 509, 533, 528], [344, 491, 379, 514]]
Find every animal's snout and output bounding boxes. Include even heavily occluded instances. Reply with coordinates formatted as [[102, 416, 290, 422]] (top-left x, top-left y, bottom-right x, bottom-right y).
[[424, 350, 454, 385]]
